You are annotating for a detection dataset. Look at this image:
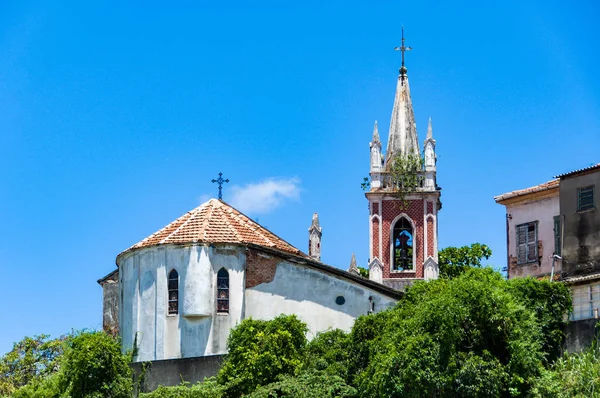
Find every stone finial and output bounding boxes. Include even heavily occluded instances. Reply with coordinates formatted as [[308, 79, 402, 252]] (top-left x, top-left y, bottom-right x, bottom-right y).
[[426, 117, 433, 140], [308, 213, 322, 261], [372, 121, 381, 145], [348, 253, 360, 275]]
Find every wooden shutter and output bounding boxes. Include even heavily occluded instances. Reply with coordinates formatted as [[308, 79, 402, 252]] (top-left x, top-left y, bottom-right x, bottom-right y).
[[517, 224, 527, 264], [527, 223, 537, 262]]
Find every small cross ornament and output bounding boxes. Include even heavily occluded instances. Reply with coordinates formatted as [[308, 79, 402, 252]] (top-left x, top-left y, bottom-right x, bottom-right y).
[[211, 172, 229, 200]]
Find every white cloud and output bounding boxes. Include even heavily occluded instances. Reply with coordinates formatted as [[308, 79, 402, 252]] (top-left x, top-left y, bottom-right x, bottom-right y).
[[228, 177, 301, 215]]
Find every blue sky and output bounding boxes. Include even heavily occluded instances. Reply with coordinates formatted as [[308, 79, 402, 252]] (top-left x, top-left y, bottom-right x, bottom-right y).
[[1, 1, 599, 353]]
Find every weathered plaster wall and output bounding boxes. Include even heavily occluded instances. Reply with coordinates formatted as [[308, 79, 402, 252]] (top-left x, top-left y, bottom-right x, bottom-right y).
[[100, 273, 119, 336], [131, 355, 224, 394], [560, 171, 600, 277], [505, 195, 559, 278], [118, 244, 245, 362], [245, 254, 397, 337], [564, 318, 599, 353]]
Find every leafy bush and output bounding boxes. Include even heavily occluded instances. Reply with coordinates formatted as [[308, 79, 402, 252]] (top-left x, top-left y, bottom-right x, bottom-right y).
[[139, 378, 224, 398], [217, 314, 308, 397], [302, 329, 351, 380], [530, 341, 600, 397], [353, 268, 550, 397], [0, 334, 66, 396], [247, 371, 357, 398], [60, 331, 132, 398]]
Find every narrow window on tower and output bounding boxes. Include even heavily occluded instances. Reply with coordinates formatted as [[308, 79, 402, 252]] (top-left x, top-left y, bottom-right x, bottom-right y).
[[217, 268, 229, 314], [392, 217, 414, 271], [168, 269, 179, 315]]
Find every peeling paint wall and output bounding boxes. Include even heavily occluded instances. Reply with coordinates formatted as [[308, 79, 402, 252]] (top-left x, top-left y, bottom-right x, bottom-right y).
[[505, 195, 559, 278], [118, 244, 399, 363], [100, 272, 119, 336], [560, 170, 600, 278], [245, 252, 397, 337], [118, 244, 245, 362]]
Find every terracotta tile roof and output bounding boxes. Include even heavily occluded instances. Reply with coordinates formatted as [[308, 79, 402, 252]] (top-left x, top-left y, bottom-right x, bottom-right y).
[[119, 199, 306, 257], [494, 179, 559, 203], [554, 163, 600, 179]]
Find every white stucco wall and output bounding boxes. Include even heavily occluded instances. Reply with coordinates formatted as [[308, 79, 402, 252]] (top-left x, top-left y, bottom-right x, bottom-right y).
[[245, 261, 397, 337], [119, 244, 399, 362], [506, 195, 559, 278], [118, 244, 245, 362]]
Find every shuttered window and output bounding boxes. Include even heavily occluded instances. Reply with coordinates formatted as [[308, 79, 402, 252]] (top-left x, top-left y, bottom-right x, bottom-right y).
[[516, 222, 537, 264], [553, 216, 561, 256], [577, 185, 595, 212]]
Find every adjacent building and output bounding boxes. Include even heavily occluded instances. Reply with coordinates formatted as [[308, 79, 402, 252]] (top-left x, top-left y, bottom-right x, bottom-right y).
[[496, 163, 600, 350], [494, 179, 561, 279], [555, 164, 600, 322]]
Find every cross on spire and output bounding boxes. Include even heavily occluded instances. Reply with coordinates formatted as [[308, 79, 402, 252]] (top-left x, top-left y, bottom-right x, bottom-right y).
[[394, 26, 412, 77], [211, 172, 229, 200]]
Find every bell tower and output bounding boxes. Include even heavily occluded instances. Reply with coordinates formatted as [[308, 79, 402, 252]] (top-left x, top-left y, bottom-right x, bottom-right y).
[[366, 30, 441, 290]]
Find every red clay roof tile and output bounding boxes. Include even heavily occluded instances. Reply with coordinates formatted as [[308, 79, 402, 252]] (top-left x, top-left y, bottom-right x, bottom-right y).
[[119, 199, 305, 257]]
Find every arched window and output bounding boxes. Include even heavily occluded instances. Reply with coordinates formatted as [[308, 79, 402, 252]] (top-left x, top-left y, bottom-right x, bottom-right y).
[[217, 268, 229, 314], [168, 269, 179, 315], [392, 218, 414, 271]]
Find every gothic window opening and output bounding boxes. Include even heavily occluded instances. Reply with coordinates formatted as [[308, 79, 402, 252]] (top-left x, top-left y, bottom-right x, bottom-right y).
[[392, 218, 414, 271], [217, 268, 229, 314], [168, 269, 179, 315], [516, 222, 538, 264]]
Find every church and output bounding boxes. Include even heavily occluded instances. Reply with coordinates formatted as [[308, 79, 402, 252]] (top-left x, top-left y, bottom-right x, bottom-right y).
[[98, 31, 441, 386]]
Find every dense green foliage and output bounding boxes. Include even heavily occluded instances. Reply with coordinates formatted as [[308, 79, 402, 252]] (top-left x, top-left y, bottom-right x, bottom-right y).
[[507, 276, 572, 364], [247, 371, 357, 398], [2, 331, 132, 398], [0, 334, 65, 396], [139, 378, 224, 398], [530, 341, 600, 397], [354, 269, 548, 397], [438, 243, 492, 279], [2, 263, 577, 398], [60, 331, 132, 398], [217, 314, 308, 397]]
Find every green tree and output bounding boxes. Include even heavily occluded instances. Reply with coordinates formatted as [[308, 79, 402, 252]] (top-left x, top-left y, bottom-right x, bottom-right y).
[[60, 331, 132, 398], [530, 341, 600, 397], [353, 268, 556, 397], [0, 334, 65, 396], [438, 243, 492, 279], [217, 314, 308, 397], [302, 329, 351, 380], [247, 371, 357, 398], [138, 378, 224, 398], [507, 277, 572, 364]]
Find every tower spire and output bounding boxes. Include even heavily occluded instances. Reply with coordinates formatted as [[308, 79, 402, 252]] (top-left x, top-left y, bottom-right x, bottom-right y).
[[386, 29, 419, 166]]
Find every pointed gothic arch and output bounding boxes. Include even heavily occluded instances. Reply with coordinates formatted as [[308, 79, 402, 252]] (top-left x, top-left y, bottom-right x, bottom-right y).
[[216, 268, 229, 314], [389, 214, 416, 272], [167, 269, 179, 315]]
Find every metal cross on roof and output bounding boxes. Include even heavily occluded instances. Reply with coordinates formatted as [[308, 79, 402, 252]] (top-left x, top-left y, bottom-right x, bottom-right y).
[[394, 26, 412, 77], [211, 172, 229, 200]]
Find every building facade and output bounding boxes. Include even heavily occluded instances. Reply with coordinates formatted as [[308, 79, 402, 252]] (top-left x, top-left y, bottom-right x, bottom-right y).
[[556, 164, 600, 322], [99, 199, 400, 364], [496, 163, 600, 338], [494, 180, 561, 279]]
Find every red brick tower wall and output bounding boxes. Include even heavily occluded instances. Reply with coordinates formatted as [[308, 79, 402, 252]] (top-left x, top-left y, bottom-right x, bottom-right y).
[[380, 199, 425, 279]]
